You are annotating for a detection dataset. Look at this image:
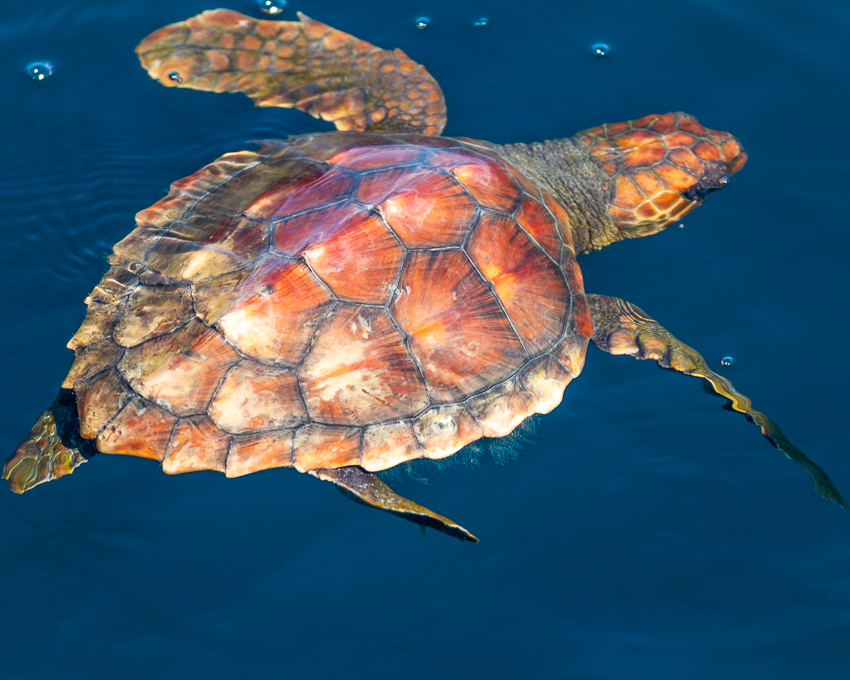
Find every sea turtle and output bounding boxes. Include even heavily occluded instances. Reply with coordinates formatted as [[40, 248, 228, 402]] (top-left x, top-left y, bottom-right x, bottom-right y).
[[4, 9, 845, 542]]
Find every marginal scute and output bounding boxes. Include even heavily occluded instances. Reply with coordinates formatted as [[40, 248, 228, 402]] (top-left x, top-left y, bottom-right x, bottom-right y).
[[113, 285, 193, 347], [163, 416, 231, 474], [226, 430, 294, 478], [466, 378, 536, 438], [292, 424, 362, 472], [126, 147, 280, 244], [62, 338, 124, 389], [113, 223, 161, 263], [67, 301, 122, 351], [210, 360, 308, 434], [518, 355, 572, 415], [553, 309, 591, 379], [118, 319, 241, 416], [84, 265, 138, 307], [96, 397, 178, 461], [297, 305, 430, 426], [569, 291, 595, 341], [413, 404, 483, 460], [75, 369, 134, 439], [361, 421, 422, 471], [561, 251, 586, 297]]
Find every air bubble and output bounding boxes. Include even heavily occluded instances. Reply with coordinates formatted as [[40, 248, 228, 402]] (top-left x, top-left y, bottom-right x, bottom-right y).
[[26, 62, 53, 81], [678, 223, 685, 229], [721, 356, 734, 367], [473, 18, 488, 27], [168, 71, 183, 83], [592, 43, 609, 57], [257, 0, 286, 14], [719, 176, 729, 186], [415, 17, 430, 29]]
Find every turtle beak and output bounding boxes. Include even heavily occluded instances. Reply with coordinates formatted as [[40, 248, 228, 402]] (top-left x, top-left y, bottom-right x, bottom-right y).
[[683, 130, 747, 202], [683, 167, 731, 202]]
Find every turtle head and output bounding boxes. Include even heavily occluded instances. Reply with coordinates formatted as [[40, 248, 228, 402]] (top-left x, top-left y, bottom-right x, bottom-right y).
[[574, 112, 747, 240]]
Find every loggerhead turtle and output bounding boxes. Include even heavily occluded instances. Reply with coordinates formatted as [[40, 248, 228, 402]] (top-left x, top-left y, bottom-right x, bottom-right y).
[[3, 10, 845, 541]]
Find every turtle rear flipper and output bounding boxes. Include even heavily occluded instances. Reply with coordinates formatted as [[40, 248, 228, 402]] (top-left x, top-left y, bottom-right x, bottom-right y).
[[587, 293, 848, 510], [136, 10, 447, 135], [3, 390, 93, 493], [310, 466, 479, 543]]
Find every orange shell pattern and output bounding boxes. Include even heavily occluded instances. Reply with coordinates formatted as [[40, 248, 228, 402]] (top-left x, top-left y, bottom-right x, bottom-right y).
[[65, 133, 591, 477]]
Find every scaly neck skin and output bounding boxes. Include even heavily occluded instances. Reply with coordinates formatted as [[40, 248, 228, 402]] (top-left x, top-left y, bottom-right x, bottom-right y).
[[496, 138, 619, 254]]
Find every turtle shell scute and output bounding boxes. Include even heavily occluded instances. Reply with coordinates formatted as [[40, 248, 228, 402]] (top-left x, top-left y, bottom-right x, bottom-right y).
[[67, 131, 592, 478]]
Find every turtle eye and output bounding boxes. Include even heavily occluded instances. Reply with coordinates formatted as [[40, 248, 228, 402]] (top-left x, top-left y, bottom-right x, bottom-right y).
[[684, 174, 730, 202]]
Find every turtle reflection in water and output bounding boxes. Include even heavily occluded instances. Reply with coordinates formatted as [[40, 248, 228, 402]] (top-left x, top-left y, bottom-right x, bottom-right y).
[[4, 10, 845, 542]]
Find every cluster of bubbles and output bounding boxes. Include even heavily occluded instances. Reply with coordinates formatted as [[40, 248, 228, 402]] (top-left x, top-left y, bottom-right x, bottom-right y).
[[257, 0, 286, 14], [414, 17, 490, 28], [26, 62, 53, 81]]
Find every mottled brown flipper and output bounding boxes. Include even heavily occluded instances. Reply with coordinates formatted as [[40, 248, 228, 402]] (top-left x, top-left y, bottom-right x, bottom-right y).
[[136, 10, 447, 135], [310, 466, 479, 542], [3, 390, 94, 493], [587, 294, 848, 510]]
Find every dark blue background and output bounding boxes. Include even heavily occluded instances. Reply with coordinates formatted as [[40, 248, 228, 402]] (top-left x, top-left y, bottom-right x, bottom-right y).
[[2, 1, 848, 678]]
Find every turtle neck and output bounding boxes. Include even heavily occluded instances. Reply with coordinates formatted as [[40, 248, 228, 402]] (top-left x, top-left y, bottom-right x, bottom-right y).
[[495, 138, 620, 254]]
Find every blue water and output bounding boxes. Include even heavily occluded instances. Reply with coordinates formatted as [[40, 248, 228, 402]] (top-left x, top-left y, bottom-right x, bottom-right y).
[[2, 1, 849, 678]]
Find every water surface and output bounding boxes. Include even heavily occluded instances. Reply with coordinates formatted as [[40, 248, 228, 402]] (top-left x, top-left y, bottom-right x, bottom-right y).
[[1, 1, 848, 678]]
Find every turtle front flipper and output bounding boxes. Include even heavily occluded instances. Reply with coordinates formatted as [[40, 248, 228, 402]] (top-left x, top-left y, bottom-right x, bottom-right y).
[[587, 294, 848, 510], [3, 390, 94, 493], [310, 466, 478, 543], [136, 10, 447, 135]]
